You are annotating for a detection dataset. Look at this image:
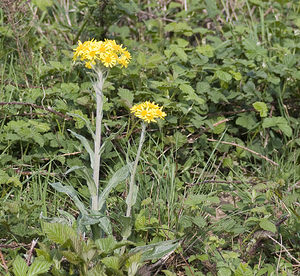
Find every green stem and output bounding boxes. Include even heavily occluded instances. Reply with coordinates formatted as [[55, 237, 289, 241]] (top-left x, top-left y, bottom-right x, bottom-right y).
[[126, 122, 147, 217], [92, 69, 105, 211]]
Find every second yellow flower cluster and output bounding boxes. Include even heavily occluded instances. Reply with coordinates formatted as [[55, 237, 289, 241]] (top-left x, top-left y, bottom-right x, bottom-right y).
[[73, 39, 131, 69], [130, 101, 166, 123]]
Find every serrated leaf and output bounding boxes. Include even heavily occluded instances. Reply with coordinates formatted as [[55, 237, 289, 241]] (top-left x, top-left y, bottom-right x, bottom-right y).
[[101, 256, 120, 270], [179, 84, 205, 105], [196, 45, 214, 57], [253, 102, 268, 117], [215, 70, 232, 82], [174, 48, 188, 62], [218, 267, 231, 276], [95, 236, 116, 253], [27, 259, 52, 276], [62, 250, 82, 265], [43, 222, 76, 245], [259, 218, 276, 233], [118, 88, 134, 106], [98, 163, 132, 210], [137, 52, 146, 66], [13, 255, 28, 276], [185, 194, 207, 206]]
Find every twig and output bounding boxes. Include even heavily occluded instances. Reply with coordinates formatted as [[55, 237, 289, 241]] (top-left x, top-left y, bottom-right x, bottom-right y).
[[0, 102, 72, 120], [0, 250, 8, 273], [26, 239, 38, 266], [266, 234, 300, 265], [207, 138, 279, 166]]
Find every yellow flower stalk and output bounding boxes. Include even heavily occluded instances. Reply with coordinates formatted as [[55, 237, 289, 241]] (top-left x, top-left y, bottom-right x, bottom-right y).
[[126, 101, 166, 217], [73, 39, 131, 221]]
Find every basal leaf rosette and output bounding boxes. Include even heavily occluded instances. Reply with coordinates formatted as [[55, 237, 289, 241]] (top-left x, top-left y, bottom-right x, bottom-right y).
[[130, 101, 166, 123], [73, 39, 131, 69]]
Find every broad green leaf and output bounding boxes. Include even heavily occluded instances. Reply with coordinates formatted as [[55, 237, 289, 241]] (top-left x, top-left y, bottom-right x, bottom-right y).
[[135, 211, 146, 230], [118, 88, 134, 106], [185, 194, 207, 206], [49, 182, 87, 215], [215, 70, 232, 82], [196, 45, 214, 58], [205, 0, 219, 17], [192, 217, 207, 228], [277, 123, 293, 137], [101, 256, 119, 270], [43, 222, 77, 244], [174, 48, 188, 62], [95, 236, 116, 253], [236, 114, 257, 130], [262, 117, 292, 137], [147, 54, 165, 67], [253, 102, 268, 117], [179, 84, 205, 105], [212, 116, 226, 134], [196, 81, 210, 94], [27, 259, 52, 276], [32, 0, 53, 11], [165, 22, 192, 33], [218, 267, 231, 276], [13, 255, 28, 276], [86, 264, 107, 276], [28, 120, 51, 133], [259, 218, 276, 233], [62, 250, 81, 265], [98, 163, 132, 210], [137, 52, 146, 66], [68, 129, 94, 169]]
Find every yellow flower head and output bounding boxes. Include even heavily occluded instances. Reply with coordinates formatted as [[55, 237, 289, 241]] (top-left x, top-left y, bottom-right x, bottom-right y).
[[73, 39, 131, 69], [130, 101, 166, 123]]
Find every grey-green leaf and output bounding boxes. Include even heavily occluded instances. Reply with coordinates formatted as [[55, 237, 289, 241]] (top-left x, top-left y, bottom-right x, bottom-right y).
[[98, 163, 132, 210], [68, 129, 94, 169], [49, 182, 87, 215]]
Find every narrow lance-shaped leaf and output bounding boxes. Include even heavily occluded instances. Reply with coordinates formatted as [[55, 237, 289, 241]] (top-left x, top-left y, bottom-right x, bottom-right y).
[[68, 129, 94, 169], [98, 163, 132, 210], [49, 182, 87, 215]]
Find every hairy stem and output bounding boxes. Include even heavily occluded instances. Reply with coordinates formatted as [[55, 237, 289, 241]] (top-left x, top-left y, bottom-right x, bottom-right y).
[[92, 70, 104, 211], [126, 122, 147, 217]]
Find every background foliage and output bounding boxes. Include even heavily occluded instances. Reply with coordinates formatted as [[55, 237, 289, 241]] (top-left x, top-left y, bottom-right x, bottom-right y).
[[0, 0, 299, 275]]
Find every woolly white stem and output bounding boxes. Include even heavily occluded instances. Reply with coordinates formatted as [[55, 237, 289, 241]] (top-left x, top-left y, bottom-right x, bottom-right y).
[[126, 122, 147, 217], [92, 69, 104, 211]]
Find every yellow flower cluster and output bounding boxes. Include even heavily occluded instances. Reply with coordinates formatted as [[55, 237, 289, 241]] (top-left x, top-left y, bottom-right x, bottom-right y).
[[73, 39, 131, 69], [130, 101, 166, 123]]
